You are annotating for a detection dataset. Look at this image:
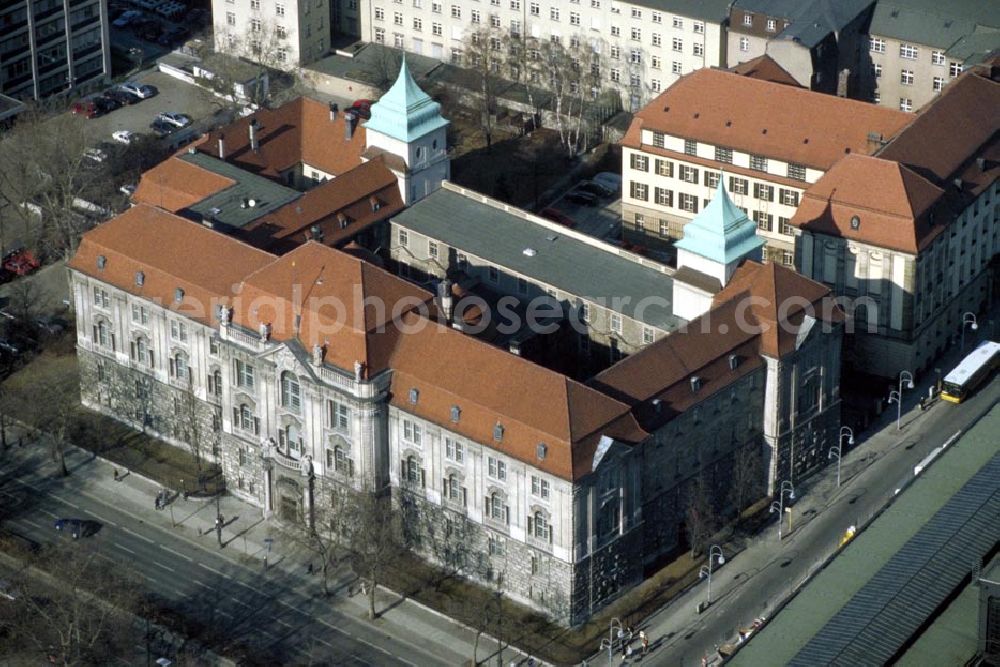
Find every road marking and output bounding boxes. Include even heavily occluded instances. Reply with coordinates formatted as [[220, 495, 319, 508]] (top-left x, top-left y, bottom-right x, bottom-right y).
[[40, 509, 57, 518], [229, 597, 252, 608], [198, 563, 228, 578], [276, 618, 293, 628], [314, 638, 334, 648], [83, 509, 117, 526], [153, 561, 175, 573], [141, 572, 163, 586], [96, 552, 115, 563], [232, 579, 264, 596], [121, 527, 155, 544], [217, 610, 233, 619], [114, 543, 136, 555], [159, 545, 193, 562], [315, 618, 418, 666], [21, 518, 42, 529], [193, 580, 212, 589]]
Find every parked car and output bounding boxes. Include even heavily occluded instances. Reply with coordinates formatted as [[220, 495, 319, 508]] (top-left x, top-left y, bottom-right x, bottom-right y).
[[54, 518, 93, 539], [135, 20, 163, 41], [94, 96, 120, 114], [103, 88, 140, 106], [71, 98, 100, 118], [149, 118, 177, 136], [593, 171, 622, 194], [120, 82, 157, 99], [120, 184, 137, 196], [577, 179, 615, 198], [539, 207, 576, 228], [351, 98, 374, 119], [3, 245, 40, 276], [112, 9, 142, 27], [156, 111, 192, 128], [82, 147, 108, 163], [112, 130, 136, 144], [564, 189, 600, 206]]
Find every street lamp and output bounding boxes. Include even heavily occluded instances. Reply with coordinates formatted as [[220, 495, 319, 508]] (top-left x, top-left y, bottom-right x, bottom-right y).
[[699, 544, 725, 605], [770, 481, 795, 540], [961, 312, 978, 352], [263, 536, 274, 571], [888, 370, 915, 430], [828, 427, 853, 488]]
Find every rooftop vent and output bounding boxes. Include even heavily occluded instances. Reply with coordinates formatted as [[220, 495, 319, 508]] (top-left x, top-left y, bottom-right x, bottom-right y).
[[329, 102, 339, 121], [652, 398, 663, 413], [523, 248, 537, 257], [690, 376, 702, 393], [663, 106, 670, 112], [247, 198, 257, 208], [536, 443, 547, 460], [803, 138, 810, 144], [725, 120, 732, 127], [693, 112, 700, 119], [728, 354, 739, 370], [96, 254, 106, 270], [844, 147, 851, 154], [850, 215, 861, 230], [545, 234, 558, 242], [762, 128, 768, 134]]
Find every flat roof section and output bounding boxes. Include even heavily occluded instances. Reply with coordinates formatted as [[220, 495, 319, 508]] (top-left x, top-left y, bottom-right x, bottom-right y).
[[391, 185, 683, 332], [732, 403, 1000, 666]]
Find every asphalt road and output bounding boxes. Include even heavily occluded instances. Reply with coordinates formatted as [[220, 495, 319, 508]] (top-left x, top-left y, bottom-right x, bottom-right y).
[[0, 468, 438, 666], [634, 376, 1000, 667]]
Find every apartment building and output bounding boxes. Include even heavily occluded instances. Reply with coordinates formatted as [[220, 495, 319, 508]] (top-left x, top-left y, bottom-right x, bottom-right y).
[[0, 0, 111, 100], [864, 0, 1000, 112], [726, 0, 875, 96], [620, 67, 912, 264], [357, 0, 732, 110], [792, 66, 1000, 378], [212, 0, 333, 68]]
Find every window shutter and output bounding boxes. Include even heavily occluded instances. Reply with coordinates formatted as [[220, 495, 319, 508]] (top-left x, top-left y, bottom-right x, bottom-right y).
[[504, 505, 510, 524], [549, 522, 554, 543], [253, 417, 260, 435], [527, 516, 533, 534], [169, 358, 175, 376], [400, 460, 405, 480], [111, 334, 116, 352], [420, 468, 426, 488], [461, 487, 467, 506], [484, 496, 491, 515], [92, 325, 97, 341], [232, 407, 238, 427], [130, 341, 136, 360]]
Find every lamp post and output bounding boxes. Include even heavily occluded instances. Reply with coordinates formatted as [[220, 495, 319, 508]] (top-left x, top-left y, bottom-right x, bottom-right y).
[[961, 312, 978, 352], [888, 371, 915, 430], [699, 544, 725, 606], [828, 427, 854, 488], [263, 536, 274, 571], [770, 481, 795, 540], [599, 638, 614, 666]]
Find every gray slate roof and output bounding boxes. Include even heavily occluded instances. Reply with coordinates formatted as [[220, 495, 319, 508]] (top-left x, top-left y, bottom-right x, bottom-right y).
[[628, 0, 733, 23], [946, 29, 1000, 66], [391, 188, 682, 331], [734, 0, 874, 47], [870, 0, 999, 48], [179, 152, 300, 229]]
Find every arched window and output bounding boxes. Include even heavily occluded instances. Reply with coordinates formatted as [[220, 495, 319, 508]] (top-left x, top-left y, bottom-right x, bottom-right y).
[[234, 403, 259, 435], [171, 351, 188, 381], [531, 511, 551, 541], [93, 319, 111, 348], [489, 492, 506, 522], [210, 368, 222, 397], [446, 473, 459, 500], [405, 455, 420, 483], [280, 371, 301, 411]]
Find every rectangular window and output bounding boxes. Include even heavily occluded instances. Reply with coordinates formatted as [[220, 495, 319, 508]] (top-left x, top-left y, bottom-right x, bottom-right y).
[[704, 171, 720, 188], [445, 438, 464, 462], [782, 250, 794, 266], [226, 11, 236, 25], [550, 7, 559, 20], [899, 97, 912, 112], [679, 193, 698, 213], [739, 36, 749, 52], [779, 188, 799, 206], [779, 217, 794, 235], [766, 19, 776, 32], [328, 400, 350, 431], [630, 153, 648, 171], [275, 3, 285, 16], [655, 159, 673, 177], [872, 62, 882, 79], [651, 55, 661, 69], [531, 476, 550, 499], [451, 5, 461, 18], [428, 241, 438, 259], [749, 154, 768, 172], [658, 219, 669, 237], [932, 76, 944, 92], [870, 37, 885, 53], [402, 419, 422, 445], [412, 17, 421, 30], [693, 42, 703, 57], [683, 139, 697, 156], [170, 320, 187, 342], [651, 132, 665, 148], [654, 187, 673, 206], [900, 69, 914, 85], [610, 312, 622, 334], [931, 51, 945, 66], [753, 210, 773, 232], [787, 163, 806, 181], [672, 37, 682, 52], [899, 43, 918, 59], [714, 146, 733, 164], [643, 326, 654, 344], [679, 164, 699, 184], [570, 11, 580, 26], [743, 13, 752, 26], [398, 228, 408, 247], [235, 359, 255, 388], [949, 62, 962, 78], [672, 61, 682, 75], [652, 33, 661, 47], [729, 176, 749, 195], [630, 182, 648, 201], [753, 183, 774, 201], [488, 456, 507, 480]]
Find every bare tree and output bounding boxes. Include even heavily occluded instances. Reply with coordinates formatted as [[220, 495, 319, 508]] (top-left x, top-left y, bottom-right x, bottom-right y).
[[462, 26, 514, 150], [685, 469, 718, 557], [357, 46, 402, 94], [208, 19, 290, 109], [4, 354, 79, 476], [282, 489, 349, 597], [341, 490, 403, 620], [729, 443, 764, 518], [0, 544, 145, 665]]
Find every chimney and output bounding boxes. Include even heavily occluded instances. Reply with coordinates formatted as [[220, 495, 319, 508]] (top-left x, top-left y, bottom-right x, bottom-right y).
[[248, 119, 260, 153], [437, 279, 454, 322], [329, 102, 338, 121], [344, 111, 355, 140], [217, 133, 225, 159]]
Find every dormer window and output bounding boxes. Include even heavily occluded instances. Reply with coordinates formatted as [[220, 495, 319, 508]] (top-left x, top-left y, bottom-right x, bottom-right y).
[[493, 422, 504, 442], [690, 376, 702, 393], [174, 288, 185, 303], [370, 196, 381, 212], [450, 405, 461, 422], [728, 354, 739, 370], [135, 271, 145, 286], [409, 388, 419, 404], [96, 255, 106, 270], [536, 443, 547, 460]]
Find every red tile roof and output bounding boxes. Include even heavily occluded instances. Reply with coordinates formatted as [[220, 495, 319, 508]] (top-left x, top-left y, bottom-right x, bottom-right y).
[[730, 55, 804, 88], [790, 154, 946, 254], [198, 97, 368, 180], [239, 158, 403, 252], [132, 156, 235, 212], [622, 68, 913, 170], [67, 205, 275, 325]]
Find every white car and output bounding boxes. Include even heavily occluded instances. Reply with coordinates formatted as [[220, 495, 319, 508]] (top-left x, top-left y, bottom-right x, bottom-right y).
[[83, 148, 107, 163], [156, 112, 192, 128], [112, 130, 136, 144], [119, 82, 157, 99]]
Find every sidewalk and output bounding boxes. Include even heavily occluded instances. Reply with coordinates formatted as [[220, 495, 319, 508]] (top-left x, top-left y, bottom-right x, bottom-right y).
[[1, 438, 523, 667]]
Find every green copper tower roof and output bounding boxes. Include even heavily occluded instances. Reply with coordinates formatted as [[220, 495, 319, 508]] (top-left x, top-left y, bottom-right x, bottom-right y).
[[674, 177, 765, 265], [364, 57, 449, 143]]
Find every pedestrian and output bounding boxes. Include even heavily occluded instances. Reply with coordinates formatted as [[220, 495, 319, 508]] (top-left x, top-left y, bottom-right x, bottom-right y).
[[18, 435, 23, 448], [640, 630, 648, 655], [113, 468, 119, 482], [360, 580, 367, 597], [307, 562, 314, 574]]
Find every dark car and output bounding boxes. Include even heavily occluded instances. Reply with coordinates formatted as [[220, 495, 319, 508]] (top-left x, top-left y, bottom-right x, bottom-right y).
[[564, 189, 600, 206], [351, 98, 373, 119], [149, 118, 177, 136], [577, 179, 614, 198], [135, 19, 162, 41], [94, 96, 120, 114], [54, 518, 100, 539], [539, 207, 576, 228], [103, 88, 140, 106]]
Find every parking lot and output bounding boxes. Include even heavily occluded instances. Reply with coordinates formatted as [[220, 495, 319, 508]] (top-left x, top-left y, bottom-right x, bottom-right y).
[[80, 70, 226, 148]]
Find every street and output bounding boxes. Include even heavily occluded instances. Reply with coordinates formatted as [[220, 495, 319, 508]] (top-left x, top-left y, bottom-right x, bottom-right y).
[[615, 373, 1000, 667], [0, 443, 490, 666]]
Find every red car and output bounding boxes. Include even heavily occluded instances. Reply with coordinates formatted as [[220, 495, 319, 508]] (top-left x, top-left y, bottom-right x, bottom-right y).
[[3, 247, 39, 276], [539, 207, 576, 228], [71, 99, 100, 118], [350, 98, 373, 119]]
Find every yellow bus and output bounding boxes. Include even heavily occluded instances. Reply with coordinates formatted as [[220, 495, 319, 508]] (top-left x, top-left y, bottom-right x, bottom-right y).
[[941, 340, 1000, 403]]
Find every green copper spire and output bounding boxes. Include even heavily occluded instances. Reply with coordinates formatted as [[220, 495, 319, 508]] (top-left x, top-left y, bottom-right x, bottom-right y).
[[364, 56, 449, 143], [674, 175, 765, 265]]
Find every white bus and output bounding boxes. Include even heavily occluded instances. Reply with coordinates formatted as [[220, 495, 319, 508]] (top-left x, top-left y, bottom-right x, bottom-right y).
[[941, 340, 1000, 404]]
